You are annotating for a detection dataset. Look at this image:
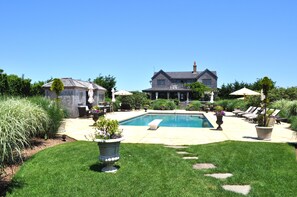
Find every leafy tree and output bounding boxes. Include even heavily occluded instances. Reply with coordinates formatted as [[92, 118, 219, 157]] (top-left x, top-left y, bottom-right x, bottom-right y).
[[7, 74, 31, 97], [50, 78, 64, 99], [31, 81, 45, 96], [0, 69, 9, 95], [93, 74, 116, 98], [186, 82, 210, 100]]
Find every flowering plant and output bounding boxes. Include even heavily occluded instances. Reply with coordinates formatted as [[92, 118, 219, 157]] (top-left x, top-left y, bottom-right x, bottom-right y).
[[94, 116, 123, 139], [215, 106, 225, 116], [91, 105, 102, 113]]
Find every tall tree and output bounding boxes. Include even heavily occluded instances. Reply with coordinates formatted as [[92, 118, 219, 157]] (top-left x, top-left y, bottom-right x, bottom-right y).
[[93, 74, 116, 98], [7, 74, 31, 97], [0, 69, 9, 95], [31, 81, 45, 96]]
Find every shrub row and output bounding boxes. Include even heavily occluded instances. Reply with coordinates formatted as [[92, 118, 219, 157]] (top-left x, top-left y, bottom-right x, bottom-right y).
[[186, 101, 202, 111], [151, 99, 176, 110]]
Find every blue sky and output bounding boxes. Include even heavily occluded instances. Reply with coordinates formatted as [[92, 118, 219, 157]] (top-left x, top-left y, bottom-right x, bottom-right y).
[[1, 0, 296, 91]]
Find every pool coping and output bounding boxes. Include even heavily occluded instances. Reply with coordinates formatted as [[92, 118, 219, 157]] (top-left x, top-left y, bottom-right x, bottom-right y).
[[119, 112, 214, 128], [60, 109, 297, 145]]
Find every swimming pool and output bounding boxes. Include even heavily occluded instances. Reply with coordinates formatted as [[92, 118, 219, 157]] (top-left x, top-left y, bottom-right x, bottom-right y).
[[120, 113, 213, 128]]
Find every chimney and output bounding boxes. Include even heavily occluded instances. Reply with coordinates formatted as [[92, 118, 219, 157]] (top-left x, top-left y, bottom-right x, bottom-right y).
[[193, 61, 197, 73]]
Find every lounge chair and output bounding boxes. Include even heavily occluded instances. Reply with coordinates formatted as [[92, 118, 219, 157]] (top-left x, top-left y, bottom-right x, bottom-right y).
[[246, 108, 272, 122], [243, 107, 262, 119], [233, 106, 252, 116], [238, 106, 257, 117]]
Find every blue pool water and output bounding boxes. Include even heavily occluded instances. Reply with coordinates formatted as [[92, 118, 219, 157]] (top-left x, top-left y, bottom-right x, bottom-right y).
[[120, 113, 213, 128]]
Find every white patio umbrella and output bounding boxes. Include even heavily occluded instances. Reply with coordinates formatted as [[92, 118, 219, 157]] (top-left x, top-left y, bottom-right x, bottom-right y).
[[111, 88, 116, 102], [230, 87, 260, 96], [114, 90, 133, 96], [210, 91, 214, 103], [88, 84, 94, 104]]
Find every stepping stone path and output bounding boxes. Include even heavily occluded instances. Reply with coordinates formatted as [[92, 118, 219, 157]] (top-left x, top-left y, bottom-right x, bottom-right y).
[[222, 185, 251, 196], [183, 156, 198, 160], [192, 163, 216, 170], [204, 173, 233, 179], [164, 145, 188, 149], [176, 151, 190, 155], [171, 148, 252, 195]]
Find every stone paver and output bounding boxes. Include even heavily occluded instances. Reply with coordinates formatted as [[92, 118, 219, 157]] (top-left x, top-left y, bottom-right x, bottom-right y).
[[222, 185, 251, 195], [183, 156, 198, 160], [176, 151, 190, 155], [204, 173, 233, 179], [164, 145, 188, 149], [193, 163, 216, 170]]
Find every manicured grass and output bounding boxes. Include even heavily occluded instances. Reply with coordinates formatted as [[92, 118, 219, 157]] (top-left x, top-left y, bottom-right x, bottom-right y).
[[6, 141, 297, 196]]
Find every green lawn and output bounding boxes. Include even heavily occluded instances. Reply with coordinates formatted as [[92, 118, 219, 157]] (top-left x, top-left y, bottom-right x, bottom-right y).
[[6, 141, 297, 197]]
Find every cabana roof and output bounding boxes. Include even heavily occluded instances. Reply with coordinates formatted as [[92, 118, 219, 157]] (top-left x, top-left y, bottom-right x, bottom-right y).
[[42, 78, 106, 91]]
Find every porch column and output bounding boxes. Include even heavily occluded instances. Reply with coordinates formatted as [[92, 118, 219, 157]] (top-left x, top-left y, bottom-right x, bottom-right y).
[[186, 92, 189, 102], [156, 92, 158, 100], [167, 92, 170, 99], [177, 92, 180, 101]]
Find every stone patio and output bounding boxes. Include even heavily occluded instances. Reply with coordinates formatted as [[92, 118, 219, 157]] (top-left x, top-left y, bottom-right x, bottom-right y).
[[60, 110, 296, 145]]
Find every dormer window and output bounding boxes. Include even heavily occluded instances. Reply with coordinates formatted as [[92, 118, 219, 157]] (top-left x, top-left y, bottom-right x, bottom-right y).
[[157, 79, 165, 86]]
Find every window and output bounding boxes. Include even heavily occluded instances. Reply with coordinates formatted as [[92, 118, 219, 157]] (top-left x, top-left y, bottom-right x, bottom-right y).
[[157, 79, 165, 86], [202, 79, 212, 86]]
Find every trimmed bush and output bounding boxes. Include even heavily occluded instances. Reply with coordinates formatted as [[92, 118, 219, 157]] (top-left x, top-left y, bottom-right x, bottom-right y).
[[151, 99, 176, 110], [186, 101, 201, 111]]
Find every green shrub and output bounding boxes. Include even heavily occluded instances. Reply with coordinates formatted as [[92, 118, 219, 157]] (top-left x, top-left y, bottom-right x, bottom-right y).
[[289, 116, 297, 131], [28, 96, 65, 137], [152, 99, 176, 110], [0, 98, 49, 173], [288, 102, 297, 117], [271, 100, 297, 120], [186, 101, 201, 111]]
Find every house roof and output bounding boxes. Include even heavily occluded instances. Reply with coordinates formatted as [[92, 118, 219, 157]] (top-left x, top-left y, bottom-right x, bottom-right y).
[[152, 69, 217, 80], [42, 78, 106, 91]]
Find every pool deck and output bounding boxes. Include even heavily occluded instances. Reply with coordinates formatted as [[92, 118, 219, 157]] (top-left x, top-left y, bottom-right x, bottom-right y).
[[59, 110, 297, 145]]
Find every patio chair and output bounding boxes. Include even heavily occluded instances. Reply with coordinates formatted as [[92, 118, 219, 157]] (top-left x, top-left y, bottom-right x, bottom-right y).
[[246, 108, 272, 122], [243, 107, 262, 119], [233, 106, 253, 116], [238, 106, 257, 117]]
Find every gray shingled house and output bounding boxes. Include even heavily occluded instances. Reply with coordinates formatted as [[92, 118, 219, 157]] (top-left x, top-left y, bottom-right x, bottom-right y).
[[42, 78, 106, 117], [142, 62, 217, 101]]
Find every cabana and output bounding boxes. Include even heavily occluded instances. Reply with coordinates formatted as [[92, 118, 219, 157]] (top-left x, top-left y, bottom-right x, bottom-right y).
[[42, 78, 106, 117]]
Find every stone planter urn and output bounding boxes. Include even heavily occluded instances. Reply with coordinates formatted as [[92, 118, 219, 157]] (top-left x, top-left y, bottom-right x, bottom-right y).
[[94, 137, 124, 173], [255, 126, 273, 140], [92, 112, 104, 123], [216, 115, 223, 130]]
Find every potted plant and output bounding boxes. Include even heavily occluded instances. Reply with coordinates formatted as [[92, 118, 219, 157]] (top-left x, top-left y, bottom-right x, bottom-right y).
[[143, 104, 149, 112], [255, 76, 274, 140], [93, 116, 124, 173], [91, 105, 104, 123], [214, 105, 225, 130]]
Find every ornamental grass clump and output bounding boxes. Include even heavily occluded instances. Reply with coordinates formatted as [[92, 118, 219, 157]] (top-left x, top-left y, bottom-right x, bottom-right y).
[[0, 98, 49, 174], [28, 96, 66, 137]]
